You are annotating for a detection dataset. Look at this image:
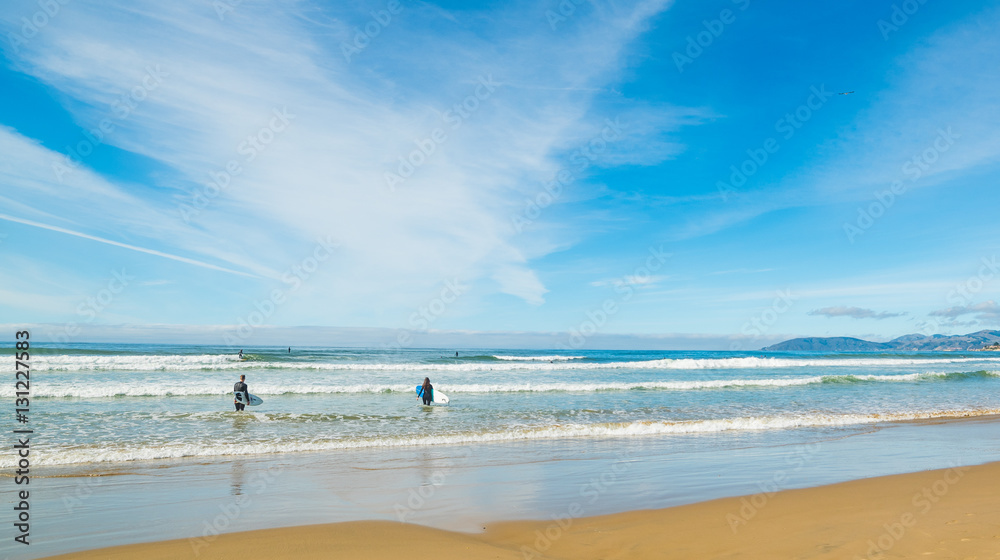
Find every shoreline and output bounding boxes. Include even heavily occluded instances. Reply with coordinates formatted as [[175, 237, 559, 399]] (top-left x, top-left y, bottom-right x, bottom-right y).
[[7, 414, 1000, 559], [43, 460, 1000, 559], [15, 410, 1000, 476]]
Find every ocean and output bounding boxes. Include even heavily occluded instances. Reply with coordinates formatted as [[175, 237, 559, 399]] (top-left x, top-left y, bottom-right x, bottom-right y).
[[6, 343, 1000, 469]]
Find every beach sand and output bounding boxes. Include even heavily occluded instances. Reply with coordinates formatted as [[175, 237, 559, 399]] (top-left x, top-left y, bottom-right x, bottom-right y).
[[44, 461, 1000, 560]]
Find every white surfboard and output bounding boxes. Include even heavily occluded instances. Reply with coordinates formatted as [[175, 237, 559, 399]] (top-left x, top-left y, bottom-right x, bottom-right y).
[[416, 386, 449, 405], [233, 391, 263, 406]]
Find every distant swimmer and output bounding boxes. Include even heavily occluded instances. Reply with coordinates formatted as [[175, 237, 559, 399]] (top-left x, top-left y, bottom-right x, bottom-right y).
[[455, 351, 458, 357], [234, 374, 250, 412], [238, 349, 243, 360], [419, 377, 433, 406], [288, 347, 291, 353], [838, 91, 854, 95]]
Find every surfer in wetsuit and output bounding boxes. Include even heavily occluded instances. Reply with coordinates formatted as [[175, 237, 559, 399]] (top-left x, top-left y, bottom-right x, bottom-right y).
[[234, 374, 249, 412], [238, 349, 243, 360], [419, 377, 433, 405]]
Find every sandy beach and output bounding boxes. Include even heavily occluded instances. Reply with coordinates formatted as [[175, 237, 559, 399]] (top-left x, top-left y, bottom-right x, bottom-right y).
[[43, 460, 998, 560], [7, 414, 1000, 560]]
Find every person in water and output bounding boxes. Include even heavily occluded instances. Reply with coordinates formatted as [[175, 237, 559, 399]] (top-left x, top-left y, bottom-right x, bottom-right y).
[[234, 374, 250, 411], [419, 377, 433, 405], [238, 349, 243, 360]]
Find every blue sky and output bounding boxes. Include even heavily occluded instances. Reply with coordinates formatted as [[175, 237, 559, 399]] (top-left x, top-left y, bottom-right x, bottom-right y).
[[1, 0, 998, 348]]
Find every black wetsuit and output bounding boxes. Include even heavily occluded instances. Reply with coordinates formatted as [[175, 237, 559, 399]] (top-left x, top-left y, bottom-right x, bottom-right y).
[[234, 381, 249, 411], [420, 384, 433, 405]]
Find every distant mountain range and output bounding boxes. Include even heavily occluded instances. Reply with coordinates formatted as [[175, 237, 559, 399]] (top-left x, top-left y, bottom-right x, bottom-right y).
[[762, 330, 1000, 352]]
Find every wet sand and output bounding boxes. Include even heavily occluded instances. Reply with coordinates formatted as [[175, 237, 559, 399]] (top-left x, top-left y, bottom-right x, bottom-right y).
[[43, 460, 1000, 559], [9, 416, 1000, 559]]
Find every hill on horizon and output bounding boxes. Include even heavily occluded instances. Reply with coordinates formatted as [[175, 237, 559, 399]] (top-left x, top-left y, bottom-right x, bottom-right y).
[[762, 330, 1000, 352]]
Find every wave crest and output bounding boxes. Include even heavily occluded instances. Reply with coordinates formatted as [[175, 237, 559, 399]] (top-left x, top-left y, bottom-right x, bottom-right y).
[[11, 407, 999, 467], [6, 371, 996, 399], [29, 354, 1000, 372]]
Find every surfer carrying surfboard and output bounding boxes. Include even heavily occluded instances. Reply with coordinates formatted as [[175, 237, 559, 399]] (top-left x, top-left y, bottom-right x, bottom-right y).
[[415, 379, 449, 406], [234, 374, 250, 412], [418, 377, 433, 405]]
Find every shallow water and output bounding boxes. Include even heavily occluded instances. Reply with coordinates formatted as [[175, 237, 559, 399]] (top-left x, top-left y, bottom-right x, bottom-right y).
[[5, 344, 1000, 466], [6, 417, 1000, 559]]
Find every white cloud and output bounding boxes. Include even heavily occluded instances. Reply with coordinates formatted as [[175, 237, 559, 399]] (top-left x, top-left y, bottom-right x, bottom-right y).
[[709, 268, 773, 276], [1, 0, 695, 321], [590, 274, 668, 288], [930, 300, 1000, 321], [808, 306, 906, 320]]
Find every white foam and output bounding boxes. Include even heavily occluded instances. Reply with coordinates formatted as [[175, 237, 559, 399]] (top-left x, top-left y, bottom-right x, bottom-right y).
[[16, 407, 1000, 467], [492, 355, 586, 361], [30, 354, 1000, 373], [32, 354, 239, 372], [6, 372, 991, 399]]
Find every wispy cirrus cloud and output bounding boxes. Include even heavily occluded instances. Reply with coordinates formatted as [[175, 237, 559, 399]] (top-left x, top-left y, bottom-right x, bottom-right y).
[[590, 274, 669, 288], [666, 7, 1000, 244], [0, 0, 695, 322], [0, 212, 257, 278], [710, 268, 773, 276]]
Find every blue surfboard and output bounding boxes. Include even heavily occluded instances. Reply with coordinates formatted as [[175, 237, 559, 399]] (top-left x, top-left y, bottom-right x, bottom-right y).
[[416, 385, 449, 405]]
